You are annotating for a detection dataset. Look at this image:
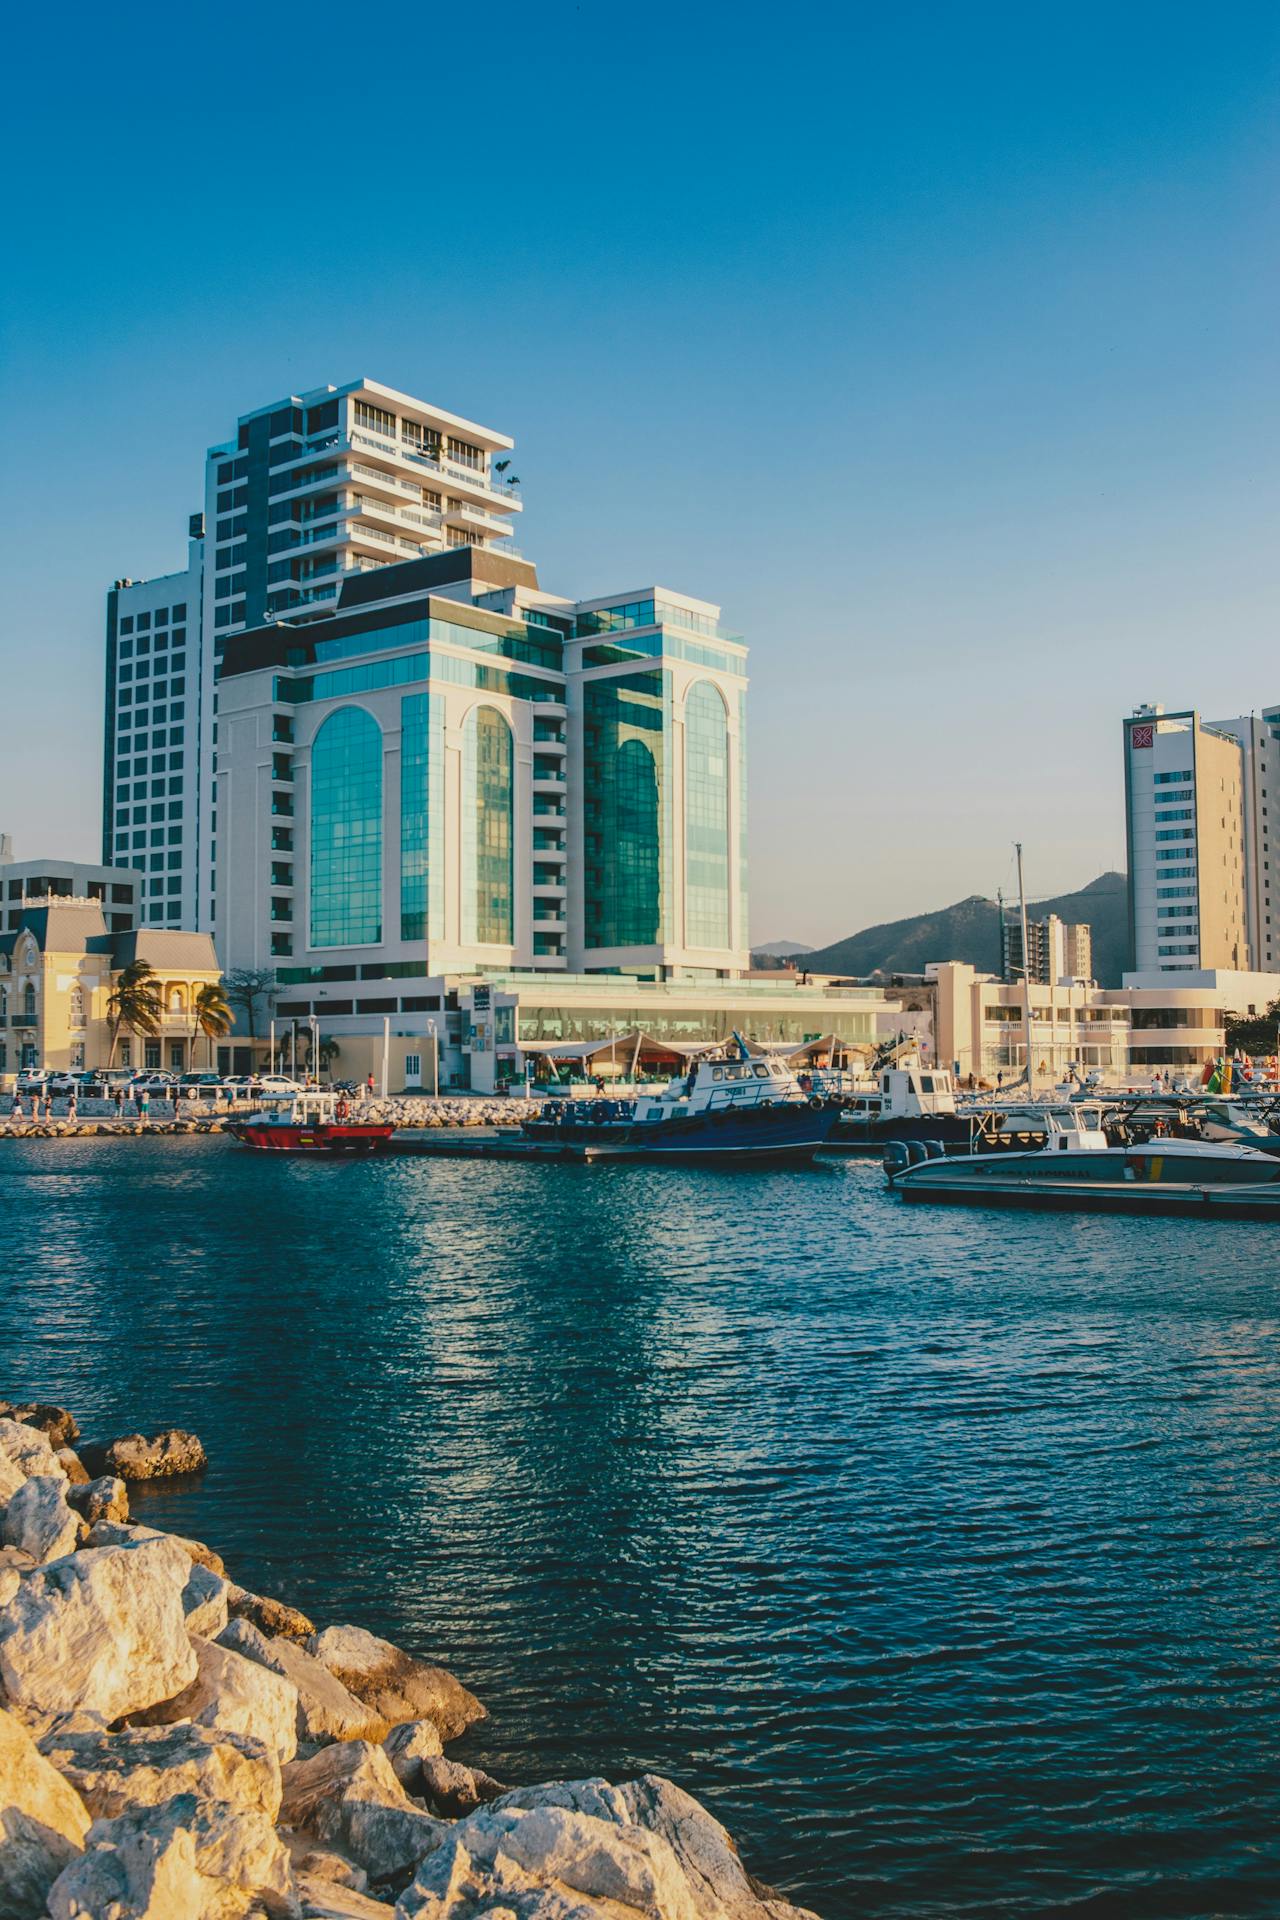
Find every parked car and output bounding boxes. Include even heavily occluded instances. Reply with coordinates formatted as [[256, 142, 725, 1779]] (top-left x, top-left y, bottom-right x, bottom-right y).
[[178, 1073, 223, 1099], [256, 1075, 302, 1095]]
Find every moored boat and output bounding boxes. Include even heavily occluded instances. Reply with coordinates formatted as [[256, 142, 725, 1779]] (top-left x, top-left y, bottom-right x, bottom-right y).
[[227, 1090, 394, 1155], [883, 1106, 1280, 1216], [520, 1036, 842, 1164]]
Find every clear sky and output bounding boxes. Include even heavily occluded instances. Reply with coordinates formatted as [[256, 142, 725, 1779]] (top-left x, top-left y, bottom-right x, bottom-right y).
[[2, 1, 1277, 944]]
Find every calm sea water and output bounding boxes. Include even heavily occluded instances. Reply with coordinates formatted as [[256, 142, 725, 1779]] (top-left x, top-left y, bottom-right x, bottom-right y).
[[4, 1134, 1280, 1917]]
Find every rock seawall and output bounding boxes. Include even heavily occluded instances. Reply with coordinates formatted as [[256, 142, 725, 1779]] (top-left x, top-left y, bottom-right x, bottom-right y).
[[0, 1402, 820, 1919]]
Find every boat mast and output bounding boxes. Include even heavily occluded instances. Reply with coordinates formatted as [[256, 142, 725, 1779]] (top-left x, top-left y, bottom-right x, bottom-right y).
[[1016, 841, 1033, 1090]]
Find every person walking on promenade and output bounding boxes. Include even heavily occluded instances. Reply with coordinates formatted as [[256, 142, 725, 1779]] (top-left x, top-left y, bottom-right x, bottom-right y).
[[113, 1084, 124, 1119], [43, 1089, 53, 1120], [68, 1087, 78, 1122], [10, 1085, 20, 1124], [139, 1085, 151, 1126], [365, 1072, 375, 1099]]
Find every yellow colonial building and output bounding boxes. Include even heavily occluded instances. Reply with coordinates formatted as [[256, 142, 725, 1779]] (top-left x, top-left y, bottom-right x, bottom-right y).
[[0, 899, 220, 1079]]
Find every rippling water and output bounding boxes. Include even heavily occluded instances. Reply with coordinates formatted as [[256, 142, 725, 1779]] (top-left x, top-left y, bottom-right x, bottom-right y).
[[4, 1134, 1280, 1916]]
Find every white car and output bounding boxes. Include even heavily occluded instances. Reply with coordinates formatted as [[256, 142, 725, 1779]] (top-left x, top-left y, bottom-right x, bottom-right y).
[[257, 1075, 302, 1093]]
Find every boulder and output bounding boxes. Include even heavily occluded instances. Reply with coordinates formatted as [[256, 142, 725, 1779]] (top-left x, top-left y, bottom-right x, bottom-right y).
[[283, 1835, 368, 1892], [0, 1541, 197, 1722], [37, 1721, 283, 1824], [185, 1563, 232, 1639], [56, 1449, 90, 1486], [381, 1721, 443, 1791], [85, 1518, 225, 1576], [1, 1475, 82, 1565], [0, 1403, 81, 1449], [46, 1790, 295, 1920], [0, 1455, 24, 1509], [67, 1477, 129, 1526], [305, 1628, 484, 1740], [137, 1636, 299, 1765], [281, 1742, 447, 1889], [414, 1757, 507, 1820], [227, 1586, 314, 1642], [81, 1428, 208, 1481], [299, 1876, 395, 1917], [393, 1798, 694, 1920], [218, 1619, 388, 1746], [0, 1418, 65, 1483], [395, 1775, 822, 1920], [0, 1703, 91, 1918]]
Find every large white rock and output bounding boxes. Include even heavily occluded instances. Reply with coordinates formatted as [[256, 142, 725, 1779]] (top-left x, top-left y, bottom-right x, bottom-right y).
[[0, 1702, 91, 1919], [84, 1518, 225, 1576], [0, 1542, 197, 1722], [46, 1789, 295, 1919], [394, 1799, 695, 1920], [138, 1636, 299, 1765], [281, 1741, 447, 1888], [184, 1563, 232, 1639], [305, 1627, 483, 1739], [0, 1419, 65, 1484], [2, 1475, 81, 1565], [218, 1619, 387, 1745], [38, 1720, 283, 1824], [381, 1720, 443, 1791], [299, 1875, 395, 1917], [226, 1586, 314, 1642], [0, 1454, 25, 1508], [395, 1775, 821, 1920]]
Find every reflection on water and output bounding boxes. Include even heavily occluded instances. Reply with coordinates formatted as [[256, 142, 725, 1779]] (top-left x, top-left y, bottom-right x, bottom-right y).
[[5, 1135, 1280, 1917]]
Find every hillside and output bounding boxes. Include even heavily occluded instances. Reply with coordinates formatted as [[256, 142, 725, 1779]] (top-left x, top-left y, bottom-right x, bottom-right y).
[[752, 939, 815, 959], [799, 872, 1129, 986]]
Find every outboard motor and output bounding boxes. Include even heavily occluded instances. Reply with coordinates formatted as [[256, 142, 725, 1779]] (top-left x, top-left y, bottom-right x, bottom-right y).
[[883, 1140, 912, 1180]]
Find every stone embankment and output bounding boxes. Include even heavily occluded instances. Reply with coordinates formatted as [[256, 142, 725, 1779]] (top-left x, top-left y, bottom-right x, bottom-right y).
[[0, 1097, 544, 1141], [0, 1399, 818, 1919]]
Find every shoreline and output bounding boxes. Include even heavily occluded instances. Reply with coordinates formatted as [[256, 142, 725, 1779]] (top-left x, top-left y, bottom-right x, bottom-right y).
[[1, 1398, 821, 1919], [0, 1096, 541, 1141]]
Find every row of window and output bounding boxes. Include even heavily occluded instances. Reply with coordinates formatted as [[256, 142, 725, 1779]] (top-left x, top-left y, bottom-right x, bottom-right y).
[[118, 630, 186, 661], [116, 727, 186, 751], [116, 753, 184, 778], [1154, 769, 1193, 785], [118, 604, 186, 635], [1155, 828, 1195, 842]]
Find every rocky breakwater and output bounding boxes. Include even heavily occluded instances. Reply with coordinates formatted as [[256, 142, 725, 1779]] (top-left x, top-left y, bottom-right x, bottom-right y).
[[365, 1096, 545, 1130], [0, 1402, 821, 1920]]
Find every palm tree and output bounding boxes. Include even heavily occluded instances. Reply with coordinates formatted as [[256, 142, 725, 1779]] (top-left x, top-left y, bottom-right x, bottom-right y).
[[190, 981, 234, 1070], [106, 961, 163, 1069]]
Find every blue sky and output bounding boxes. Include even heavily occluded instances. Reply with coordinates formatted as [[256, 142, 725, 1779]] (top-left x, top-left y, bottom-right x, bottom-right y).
[[2, 1, 1277, 942]]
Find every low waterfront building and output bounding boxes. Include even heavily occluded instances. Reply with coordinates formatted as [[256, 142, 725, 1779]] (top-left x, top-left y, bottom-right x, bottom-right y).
[[262, 969, 888, 1093], [934, 961, 1280, 1083], [0, 837, 142, 936], [0, 901, 220, 1079]]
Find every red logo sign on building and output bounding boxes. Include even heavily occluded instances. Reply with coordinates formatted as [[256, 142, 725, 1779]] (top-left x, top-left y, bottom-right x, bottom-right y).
[[1130, 724, 1154, 748]]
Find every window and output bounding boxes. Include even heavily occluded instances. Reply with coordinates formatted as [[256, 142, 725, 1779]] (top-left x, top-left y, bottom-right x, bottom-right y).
[[400, 692, 440, 942], [462, 706, 513, 944], [354, 400, 396, 438], [1154, 770, 1193, 785], [68, 985, 84, 1028], [684, 681, 730, 948], [583, 670, 666, 948], [310, 706, 383, 947]]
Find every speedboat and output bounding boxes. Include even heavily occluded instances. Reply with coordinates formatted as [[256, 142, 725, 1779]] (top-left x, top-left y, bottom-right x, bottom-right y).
[[521, 1035, 842, 1164], [227, 1089, 394, 1155], [883, 1106, 1280, 1216]]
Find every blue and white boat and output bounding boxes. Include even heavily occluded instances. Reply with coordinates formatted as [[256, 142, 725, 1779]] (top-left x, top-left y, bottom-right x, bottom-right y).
[[520, 1036, 842, 1164]]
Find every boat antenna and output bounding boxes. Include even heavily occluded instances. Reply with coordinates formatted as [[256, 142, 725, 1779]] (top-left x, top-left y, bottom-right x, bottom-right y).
[[1016, 841, 1033, 1091]]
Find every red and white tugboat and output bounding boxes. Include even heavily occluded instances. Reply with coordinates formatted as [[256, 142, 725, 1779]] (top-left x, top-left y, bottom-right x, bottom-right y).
[[227, 1089, 394, 1155]]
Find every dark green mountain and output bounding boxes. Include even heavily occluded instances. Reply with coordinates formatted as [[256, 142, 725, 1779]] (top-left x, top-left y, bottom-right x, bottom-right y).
[[799, 872, 1129, 986]]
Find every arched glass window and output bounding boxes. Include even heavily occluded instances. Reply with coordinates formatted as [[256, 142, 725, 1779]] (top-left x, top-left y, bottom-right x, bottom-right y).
[[69, 985, 84, 1028], [23, 983, 36, 1021], [462, 706, 514, 944], [310, 707, 383, 947], [684, 681, 730, 948], [613, 737, 662, 944]]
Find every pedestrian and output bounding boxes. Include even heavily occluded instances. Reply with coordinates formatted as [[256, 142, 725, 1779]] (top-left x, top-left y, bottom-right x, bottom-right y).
[[9, 1085, 20, 1123], [365, 1071, 375, 1098], [43, 1089, 53, 1120], [140, 1085, 151, 1125], [68, 1087, 77, 1121]]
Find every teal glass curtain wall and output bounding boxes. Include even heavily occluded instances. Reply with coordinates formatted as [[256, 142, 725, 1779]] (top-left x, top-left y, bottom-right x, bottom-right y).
[[309, 706, 382, 946], [462, 705, 514, 944], [583, 670, 668, 947], [684, 681, 730, 948], [400, 692, 444, 942]]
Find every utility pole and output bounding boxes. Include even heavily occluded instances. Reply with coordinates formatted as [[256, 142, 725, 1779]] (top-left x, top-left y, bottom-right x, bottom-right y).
[[1016, 843, 1033, 1090]]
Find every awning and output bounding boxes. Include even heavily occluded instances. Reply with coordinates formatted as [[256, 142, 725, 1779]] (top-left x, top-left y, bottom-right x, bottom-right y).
[[515, 1029, 709, 1063]]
